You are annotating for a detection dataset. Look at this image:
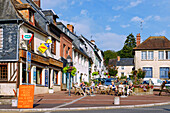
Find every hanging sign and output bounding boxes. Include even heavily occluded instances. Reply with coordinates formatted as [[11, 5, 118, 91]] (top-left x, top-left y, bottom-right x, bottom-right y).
[[22, 33, 33, 40], [45, 70, 48, 87], [38, 43, 48, 53]]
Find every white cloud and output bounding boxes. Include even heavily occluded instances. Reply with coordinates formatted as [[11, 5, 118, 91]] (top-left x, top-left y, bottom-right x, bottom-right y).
[[155, 30, 166, 36], [144, 16, 152, 21], [105, 25, 111, 31], [154, 16, 161, 21], [80, 9, 88, 15], [71, 1, 75, 5], [111, 15, 120, 21], [112, 6, 123, 10], [131, 16, 143, 22], [121, 24, 130, 28], [94, 33, 126, 51], [128, 0, 143, 8]]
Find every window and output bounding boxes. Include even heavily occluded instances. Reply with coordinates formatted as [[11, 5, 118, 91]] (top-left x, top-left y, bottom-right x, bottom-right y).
[[121, 66, 124, 70], [74, 51, 76, 63], [0, 28, 3, 50], [63, 44, 65, 58], [29, 11, 34, 25], [160, 67, 169, 78], [63, 27, 65, 33], [121, 72, 124, 77], [51, 38, 56, 55], [148, 51, 153, 60], [166, 51, 170, 60], [141, 51, 147, 60], [0, 65, 7, 81], [143, 67, 152, 78], [68, 47, 70, 55], [28, 30, 34, 52], [53, 71, 58, 84], [36, 67, 42, 84], [159, 51, 164, 60]]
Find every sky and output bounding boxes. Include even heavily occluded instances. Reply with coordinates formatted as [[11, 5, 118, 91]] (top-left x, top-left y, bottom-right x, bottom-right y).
[[41, 0, 170, 51]]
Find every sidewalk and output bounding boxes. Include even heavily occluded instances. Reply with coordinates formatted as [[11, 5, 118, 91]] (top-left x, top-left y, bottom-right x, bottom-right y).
[[0, 91, 169, 110]]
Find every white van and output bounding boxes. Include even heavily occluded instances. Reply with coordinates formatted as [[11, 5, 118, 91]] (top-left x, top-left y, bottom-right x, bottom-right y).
[[143, 78, 163, 86]]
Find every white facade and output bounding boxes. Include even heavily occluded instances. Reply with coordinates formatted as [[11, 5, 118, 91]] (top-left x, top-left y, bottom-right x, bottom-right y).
[[117, 66, 134, 78], [135, 50, 170, 79]]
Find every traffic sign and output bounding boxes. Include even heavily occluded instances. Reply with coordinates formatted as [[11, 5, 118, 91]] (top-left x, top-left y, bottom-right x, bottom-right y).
[[38, 43, 48, 53]]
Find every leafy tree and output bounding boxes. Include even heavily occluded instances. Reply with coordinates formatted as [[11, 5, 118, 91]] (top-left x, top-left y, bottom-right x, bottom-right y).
[[109, 68, 118, 77], [117, 33, 136, 58], [104, 50, 117, 65]]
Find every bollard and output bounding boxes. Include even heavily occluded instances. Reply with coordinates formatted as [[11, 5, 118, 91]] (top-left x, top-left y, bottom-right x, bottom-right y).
[[114, 96, 120, 105], [12, 99, 18, 107]]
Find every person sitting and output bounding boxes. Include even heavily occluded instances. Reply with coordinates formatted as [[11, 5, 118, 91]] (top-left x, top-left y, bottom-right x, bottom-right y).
[[128, 82, 133, 95], [90, 81, 95, 95], [80, 81, 86, 95], [110, 81, 116, 91], [159, 80, 167, 96]]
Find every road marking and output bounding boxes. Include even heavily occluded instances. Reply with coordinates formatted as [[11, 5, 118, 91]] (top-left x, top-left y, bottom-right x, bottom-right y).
[[34, 99, 74, 101], [53, 96, 86, 108]]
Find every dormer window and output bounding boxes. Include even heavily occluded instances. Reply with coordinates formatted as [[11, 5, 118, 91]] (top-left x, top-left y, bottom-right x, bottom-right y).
[[63, 27, 66, 33], [29, 10, 35, 26]]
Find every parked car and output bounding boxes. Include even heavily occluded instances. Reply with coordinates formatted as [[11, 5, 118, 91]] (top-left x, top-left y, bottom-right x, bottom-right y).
[[104, 78, 117, 86], [143, 78, 163, 89]]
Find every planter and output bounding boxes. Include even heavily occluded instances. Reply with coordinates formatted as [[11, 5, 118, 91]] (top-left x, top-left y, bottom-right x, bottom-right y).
[[49, 89, 54, 93], [134, 88, 153, 95]]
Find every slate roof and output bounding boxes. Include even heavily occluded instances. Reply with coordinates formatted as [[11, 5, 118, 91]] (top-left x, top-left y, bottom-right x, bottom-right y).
[[134, 36, 170, 50], [117, 58, 134, 66]]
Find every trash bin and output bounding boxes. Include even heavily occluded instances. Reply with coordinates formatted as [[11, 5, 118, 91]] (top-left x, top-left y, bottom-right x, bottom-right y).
[[114, 96, 120, 105]]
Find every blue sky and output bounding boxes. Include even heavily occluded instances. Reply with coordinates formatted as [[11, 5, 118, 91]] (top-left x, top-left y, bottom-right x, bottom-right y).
[[42, 0, 170, 51]]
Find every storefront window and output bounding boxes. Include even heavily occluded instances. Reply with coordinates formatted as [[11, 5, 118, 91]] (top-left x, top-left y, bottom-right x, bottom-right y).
[[36, 67, 42, 84]]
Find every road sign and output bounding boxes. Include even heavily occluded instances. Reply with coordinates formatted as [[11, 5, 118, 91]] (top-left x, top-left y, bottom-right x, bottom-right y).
[[38, 43, 48, 53], [22, 33, 33, 40]]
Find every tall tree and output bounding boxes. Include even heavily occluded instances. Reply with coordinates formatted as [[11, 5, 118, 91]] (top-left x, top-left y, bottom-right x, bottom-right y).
[[104, 50, 117, 65], [117, 33, 136, 58]]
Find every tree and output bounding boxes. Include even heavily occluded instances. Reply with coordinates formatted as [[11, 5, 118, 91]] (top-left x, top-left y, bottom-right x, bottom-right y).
[[117, 33, 136, 58], [109, 68, 118, 77], [104, 50, 117, 65]]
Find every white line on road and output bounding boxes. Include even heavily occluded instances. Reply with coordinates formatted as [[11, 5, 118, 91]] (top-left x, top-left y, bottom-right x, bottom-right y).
[[53, 96, 86, 108]]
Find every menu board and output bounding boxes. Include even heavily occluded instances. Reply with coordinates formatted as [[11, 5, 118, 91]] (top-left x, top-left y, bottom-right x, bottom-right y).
[[18, 85, 35, 108]]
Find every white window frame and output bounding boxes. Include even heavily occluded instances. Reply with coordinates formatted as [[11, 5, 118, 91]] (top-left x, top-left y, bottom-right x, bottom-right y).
[[141, 51, 147, 60], [159, 51, 164, 60], [148, 51, 153, 60]]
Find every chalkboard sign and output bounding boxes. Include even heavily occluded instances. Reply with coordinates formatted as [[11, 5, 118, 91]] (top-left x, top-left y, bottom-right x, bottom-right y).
[[18, 85, 35, 108]]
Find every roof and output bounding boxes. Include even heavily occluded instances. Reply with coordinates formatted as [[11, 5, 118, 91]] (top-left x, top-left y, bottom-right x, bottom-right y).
[[42, 10, 59, 18], [134, 36, 170, 50], [117, 58, 134, 66], [109, 58, 134, 66]]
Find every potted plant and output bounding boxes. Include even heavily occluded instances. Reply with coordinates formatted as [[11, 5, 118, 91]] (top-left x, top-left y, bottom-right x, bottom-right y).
[[49, 88, 54, 93]]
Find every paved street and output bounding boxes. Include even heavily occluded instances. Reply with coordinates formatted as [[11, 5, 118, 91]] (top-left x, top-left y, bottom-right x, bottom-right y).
[[28, 105, 170, 113]]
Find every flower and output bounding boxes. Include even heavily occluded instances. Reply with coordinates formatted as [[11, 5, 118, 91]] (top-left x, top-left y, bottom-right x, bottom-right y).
[[63, 66, 77, 76]]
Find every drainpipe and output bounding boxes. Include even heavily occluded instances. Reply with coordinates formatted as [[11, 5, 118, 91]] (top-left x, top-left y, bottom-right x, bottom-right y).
[[16, 20, 24, 97]]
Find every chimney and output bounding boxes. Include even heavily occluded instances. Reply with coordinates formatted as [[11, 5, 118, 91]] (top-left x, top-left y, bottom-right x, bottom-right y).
[[117, 56, 120, 62], [33, 0, 41, 7], [90, 40, 95, 45], [67, 24, 74, 33], [136, 33, 141, 46]]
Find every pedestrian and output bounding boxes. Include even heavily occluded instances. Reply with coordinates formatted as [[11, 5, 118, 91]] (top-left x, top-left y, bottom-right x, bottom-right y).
[[159, 80, 167, 96], [90, 81, 95, 95]]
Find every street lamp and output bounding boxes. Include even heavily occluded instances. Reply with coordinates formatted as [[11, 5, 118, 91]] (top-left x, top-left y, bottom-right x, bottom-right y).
[[67, 55, 72, 96]]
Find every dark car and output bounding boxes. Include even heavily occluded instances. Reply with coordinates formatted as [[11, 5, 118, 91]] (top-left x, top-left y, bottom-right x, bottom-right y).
[[104, 78, 117, 86]]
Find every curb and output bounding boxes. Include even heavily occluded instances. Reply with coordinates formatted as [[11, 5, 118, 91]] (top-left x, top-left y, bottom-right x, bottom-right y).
[[0, 102, 170, 112]]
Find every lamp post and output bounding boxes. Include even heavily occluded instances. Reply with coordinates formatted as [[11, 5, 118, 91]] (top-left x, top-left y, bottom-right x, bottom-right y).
[[67, 55, 72, 96]]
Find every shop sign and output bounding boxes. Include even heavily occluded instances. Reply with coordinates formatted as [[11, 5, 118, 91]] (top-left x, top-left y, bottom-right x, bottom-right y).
[[18, 85, 35, 108], [33, 67, 36, 84], [26, 51, 31, 72], [45, 69, 48, 87], [22, 33, 33, 40], [38, 43, 48, 53]]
